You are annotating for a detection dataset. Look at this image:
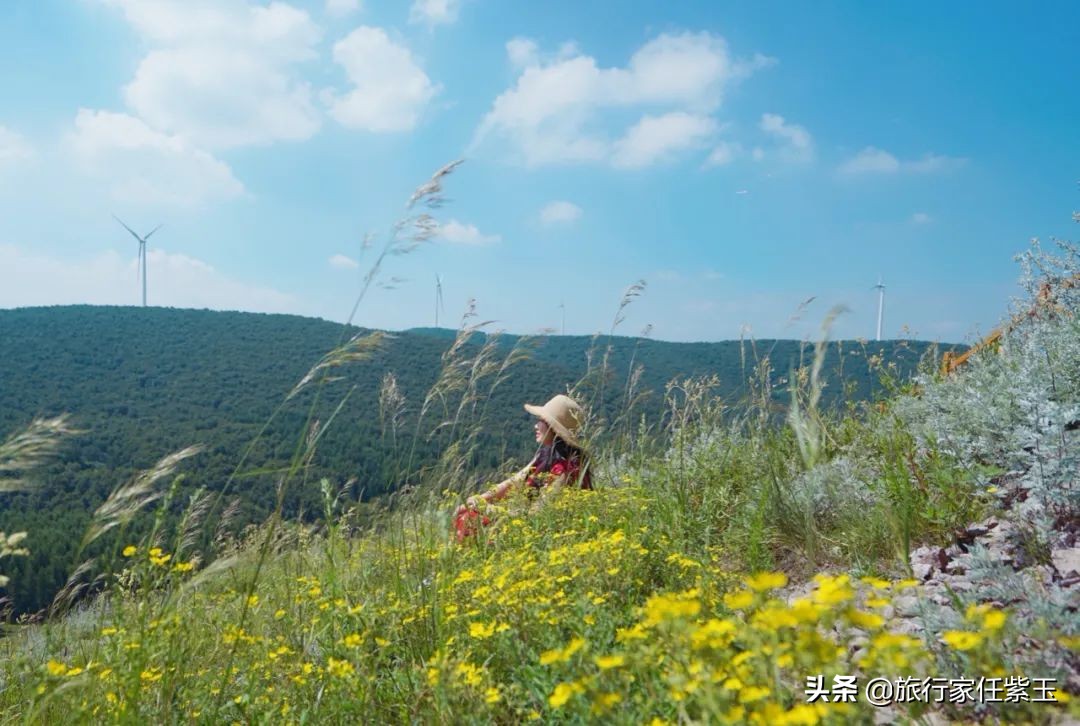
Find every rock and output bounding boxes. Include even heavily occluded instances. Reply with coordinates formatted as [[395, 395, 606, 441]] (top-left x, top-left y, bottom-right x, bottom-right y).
[[1051, 547, 1080, 576], [894, 595, 920, 617], [912, 562, 933, 581]]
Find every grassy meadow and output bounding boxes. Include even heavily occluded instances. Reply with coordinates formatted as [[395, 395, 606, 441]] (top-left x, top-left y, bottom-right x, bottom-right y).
[[0, 166, 1076, 724]]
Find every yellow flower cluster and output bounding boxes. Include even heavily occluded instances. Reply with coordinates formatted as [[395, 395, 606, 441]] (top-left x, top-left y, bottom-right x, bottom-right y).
[[16, 486, 1069, 725]]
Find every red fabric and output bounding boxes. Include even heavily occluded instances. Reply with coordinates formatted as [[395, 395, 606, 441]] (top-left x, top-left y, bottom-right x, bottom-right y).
[[454, 508, 491, 543], [526, 456, 592, 491]]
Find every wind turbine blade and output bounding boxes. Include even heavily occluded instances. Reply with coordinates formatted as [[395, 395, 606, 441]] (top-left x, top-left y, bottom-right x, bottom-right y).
[[113, 215, 146, 244], [143, 224, 164, 240]]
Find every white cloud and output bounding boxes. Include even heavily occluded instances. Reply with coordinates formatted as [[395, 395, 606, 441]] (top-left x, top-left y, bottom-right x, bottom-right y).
[[0, 126, 33, 166], [325, 0, 360, 16], [329, 253, 359, 269], [506, 37, 539, 69], [65, 109, 246, 207], [612, 112, 716, 169], [759, 113, 813, 162], [539, 200, 582, 225], [911, 212, 932, 225], [103, 0, 322, 149], [409, 0, 459, 27], [904, 154, 966, 173], [706, 140, 740, 167], [838, 146, 966, 176], [325, 27, 438, 133], [474, 32, 773, 168], [656, 270, 681, 282], [438, 219, 500, 245], [838, 146, 899, 175], [0, 244, 297, 313]]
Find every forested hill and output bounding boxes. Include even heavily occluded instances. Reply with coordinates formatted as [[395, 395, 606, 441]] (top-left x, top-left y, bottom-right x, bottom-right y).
[[0, 306, 959, 613]]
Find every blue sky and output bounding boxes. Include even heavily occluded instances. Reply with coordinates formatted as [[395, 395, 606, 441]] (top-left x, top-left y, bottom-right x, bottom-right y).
[[0, 1, 1076, 342]]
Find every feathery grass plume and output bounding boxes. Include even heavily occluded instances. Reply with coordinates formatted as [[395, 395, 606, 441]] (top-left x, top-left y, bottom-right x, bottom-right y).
[[214, 497, 242, 547], [0, 415, 78, 491], [378, 372, 407, 445], [175, 487, 212, 560], [579, 280, 648, 445], [0, 532, 29, 588], [611, 324, 655, 451], [787, 305, 847, 470], [208, 162, 466, 718], [612, 279, 647, 331], [82, 445, 204, 548], [416, 301, 494, 430], [0, 416, 76, 590], [343, 160, 463, 328], [48, 558, 100, 616], [287, 331, 388, 401]]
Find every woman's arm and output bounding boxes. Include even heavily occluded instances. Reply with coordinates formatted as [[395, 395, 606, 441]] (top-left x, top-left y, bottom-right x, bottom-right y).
[[467, 463, 532, 508]]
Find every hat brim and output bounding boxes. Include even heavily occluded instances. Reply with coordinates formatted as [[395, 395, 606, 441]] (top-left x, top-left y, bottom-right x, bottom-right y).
[[524, 403, 581, 448]]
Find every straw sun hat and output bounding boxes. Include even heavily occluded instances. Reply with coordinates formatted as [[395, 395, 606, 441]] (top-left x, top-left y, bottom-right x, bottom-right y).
[[524, 394, 585, 448]]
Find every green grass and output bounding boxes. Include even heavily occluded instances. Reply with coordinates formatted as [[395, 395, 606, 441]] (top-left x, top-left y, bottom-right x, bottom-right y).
[[0, 169, 1075, 724]]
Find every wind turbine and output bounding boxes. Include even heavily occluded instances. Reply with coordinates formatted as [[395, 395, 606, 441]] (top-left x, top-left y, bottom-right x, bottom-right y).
[[873, 276, 886, 341], [435, 274, 445, 327], [113, 216, 162, 307], [558, 301, 565, 336]]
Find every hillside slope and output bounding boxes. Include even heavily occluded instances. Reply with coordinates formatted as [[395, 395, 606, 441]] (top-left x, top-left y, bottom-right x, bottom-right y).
[[0, 305, 953, 613], [0, 239, 1075, 722]]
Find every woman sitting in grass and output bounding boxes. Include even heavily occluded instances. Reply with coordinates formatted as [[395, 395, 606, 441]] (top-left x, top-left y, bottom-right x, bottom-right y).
[[455, 394, 592, 540]]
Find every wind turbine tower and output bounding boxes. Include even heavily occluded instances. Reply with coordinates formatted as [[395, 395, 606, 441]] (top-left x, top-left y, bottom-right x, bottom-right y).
[[559, 301, 565, 336], [874, 276, 886, 341], [435, 274, 445, 327], [114, 216, 162, 307]]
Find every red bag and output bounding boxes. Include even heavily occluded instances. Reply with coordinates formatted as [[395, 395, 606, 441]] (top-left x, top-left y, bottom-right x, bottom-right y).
[[454, 509, 491, 543]]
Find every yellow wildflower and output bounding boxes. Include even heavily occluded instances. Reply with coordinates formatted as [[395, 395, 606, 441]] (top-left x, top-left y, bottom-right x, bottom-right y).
[[591, 692, 622, 714], [454, 662, 483, 687], [942, 630, 983, 651], [121, 545, 137, 557], [46, 660, 67, 676], [469, 621, 497, 639], [739, 685, 770, 703], [549, 681, 583, 708], [966, 604, 1007, 631], [788, 597, 823, 624], [484, 687, 500, 704], [326, 657, 354, 678], [811, 574, 854, 606], [594, 654, 626, 670], [745, 572, 788, 592], [847, 609, 885, 629], [723, 589, 754, 610], [776, 703, 823, 725]]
